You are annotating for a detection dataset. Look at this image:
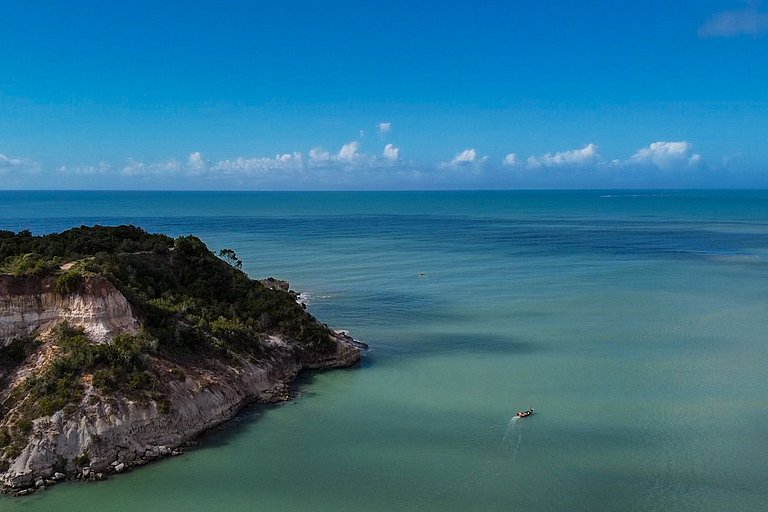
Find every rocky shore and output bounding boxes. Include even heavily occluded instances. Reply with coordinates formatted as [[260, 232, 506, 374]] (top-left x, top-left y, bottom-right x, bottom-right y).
[[0, 238, 366, 497], [2, 328, 362, 496]]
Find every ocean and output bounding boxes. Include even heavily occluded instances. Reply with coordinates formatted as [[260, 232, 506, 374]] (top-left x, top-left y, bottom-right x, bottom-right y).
[[1, 190, 767, 511]]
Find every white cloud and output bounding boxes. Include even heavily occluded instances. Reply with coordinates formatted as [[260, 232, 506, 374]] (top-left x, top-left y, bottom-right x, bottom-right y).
[[378, 122, 391, 135], [440, 148, 488, 170], [57, 161, 111, 175], [699, 2, 768, 38], [309, 147, 332, 165], [503, 153, 518, 167], [628, 141, 701, 169], [455, 148, 477, 164], [452, 149, 477, 164], [0, 153, 39, 174], [308, 143, 371, 167], [0, 154, 22, 169], [383, 143, 400, 161], [337, 141, 359, 162], [212, 153, 303, 174], [121, 158, 181, 176], [5, 137, 715, 190], [187, 151, 205, 172], [526, 143, 599, 168]]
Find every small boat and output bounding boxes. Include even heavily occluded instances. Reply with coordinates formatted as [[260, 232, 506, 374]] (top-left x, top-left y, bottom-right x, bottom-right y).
[[515, 408, 534, 418]]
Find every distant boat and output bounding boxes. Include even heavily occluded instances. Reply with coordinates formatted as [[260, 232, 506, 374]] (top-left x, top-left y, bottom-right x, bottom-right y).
[[515, 408, 534, 418]]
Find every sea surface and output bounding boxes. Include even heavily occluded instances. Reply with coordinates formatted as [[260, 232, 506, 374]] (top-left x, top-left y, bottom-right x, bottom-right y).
[[1, 190, 767, 511]]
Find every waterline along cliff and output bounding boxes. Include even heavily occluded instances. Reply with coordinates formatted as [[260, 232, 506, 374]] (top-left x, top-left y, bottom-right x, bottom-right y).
[[0, 226, 362, 495]]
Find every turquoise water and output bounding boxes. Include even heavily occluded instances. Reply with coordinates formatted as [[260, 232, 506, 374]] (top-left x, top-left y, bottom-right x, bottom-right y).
[[1, 190, 768, 511]]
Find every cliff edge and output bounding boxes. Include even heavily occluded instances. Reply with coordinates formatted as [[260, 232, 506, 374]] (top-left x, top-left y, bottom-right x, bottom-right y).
[[0, 226, 363, 495]]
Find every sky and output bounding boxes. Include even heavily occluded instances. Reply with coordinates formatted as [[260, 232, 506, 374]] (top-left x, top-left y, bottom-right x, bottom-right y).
[[1, 0, 767, 190]]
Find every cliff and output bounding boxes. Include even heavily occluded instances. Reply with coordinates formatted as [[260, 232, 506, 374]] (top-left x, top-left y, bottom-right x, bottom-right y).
[[0, 274, 138, 346], [0, 226, 364, 495]]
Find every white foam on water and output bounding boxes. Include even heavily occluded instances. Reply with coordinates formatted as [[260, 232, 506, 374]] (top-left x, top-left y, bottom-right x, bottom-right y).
[[501, 416, 523, 462]]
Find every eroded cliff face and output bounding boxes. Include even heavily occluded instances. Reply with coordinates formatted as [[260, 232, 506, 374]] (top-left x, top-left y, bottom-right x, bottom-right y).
[[0, 275, 361, 494], [0, 275, 139, 346]]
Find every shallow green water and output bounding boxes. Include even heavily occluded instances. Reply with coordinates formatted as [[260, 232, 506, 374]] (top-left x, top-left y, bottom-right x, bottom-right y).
[[2, 191, 767, 511]]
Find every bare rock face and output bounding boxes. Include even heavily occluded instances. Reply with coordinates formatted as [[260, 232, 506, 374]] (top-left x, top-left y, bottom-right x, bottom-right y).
[[0, 275, 139, 346], [0, 275, 362, 493], [258, 277, 290, 292]]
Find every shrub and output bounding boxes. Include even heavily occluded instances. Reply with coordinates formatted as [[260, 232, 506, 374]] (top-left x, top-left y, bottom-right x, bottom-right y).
[[0, 253, 56, 276], [16, 419, 33, 434], [156, 399, 171, 414], [129, 371, 155, 390], [19, 324, 161, 420], [74, 452, 90, 467], [0, 429, 10, 448], [92, 368, 119, 393], [4, 442, 24, 460], [55, 270, 83, 294], [0, 333, 38, 368]]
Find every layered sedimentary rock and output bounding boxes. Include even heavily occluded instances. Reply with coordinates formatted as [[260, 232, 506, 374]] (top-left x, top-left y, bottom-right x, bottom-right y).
[[0, 274, 361, 493], [0, 275, 138, 346]]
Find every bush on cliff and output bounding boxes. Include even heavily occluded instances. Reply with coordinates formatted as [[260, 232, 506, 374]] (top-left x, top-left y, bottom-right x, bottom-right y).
[[19, 324, 158, 417], [55, 269, 83, 294]]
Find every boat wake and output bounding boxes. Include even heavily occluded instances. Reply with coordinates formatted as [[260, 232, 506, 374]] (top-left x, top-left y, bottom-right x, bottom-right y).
[[424, 414, 526, 507], [501, 415, 523, 462]]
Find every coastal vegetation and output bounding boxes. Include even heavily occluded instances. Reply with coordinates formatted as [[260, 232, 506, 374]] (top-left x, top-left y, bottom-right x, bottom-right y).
[[0, 225, 334, 356], [0, 225, 340, 468]]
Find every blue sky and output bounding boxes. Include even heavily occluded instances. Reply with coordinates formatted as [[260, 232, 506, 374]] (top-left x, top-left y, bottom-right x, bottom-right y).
[[1, 1, 767, 189]]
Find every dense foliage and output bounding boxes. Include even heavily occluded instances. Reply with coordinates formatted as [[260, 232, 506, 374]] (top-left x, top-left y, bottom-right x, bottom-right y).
[[24, 324, 159, 414], [0, 225, 173, 267], [0, 225, 333, 356]]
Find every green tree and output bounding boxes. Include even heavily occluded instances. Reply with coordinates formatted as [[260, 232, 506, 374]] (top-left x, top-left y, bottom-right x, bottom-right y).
[[218, 248, 243, 269]]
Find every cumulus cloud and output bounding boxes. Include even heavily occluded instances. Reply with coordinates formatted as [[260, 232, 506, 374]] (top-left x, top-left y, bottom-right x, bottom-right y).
[[121, 158, 182, 176], [453, 148, 477, 164], [0, 153, 39, 174], [308, 147, 332, 165], [337, 141, 359, 162], [628, 141, 701, 169], [440, 148, 488, 170], [211, 153, 303, 174], [57, 161, 111, 175], [0, 154, 23, 169], [187, 151, 205, 172], [13, 136, 713, 190], [383, 143, 400, 161], [308, 141, 399, 168], [699, 2, 768, 37], [526, 143, 599, 168], [377, 122, 391, 135], [503, 153, 518, 167]]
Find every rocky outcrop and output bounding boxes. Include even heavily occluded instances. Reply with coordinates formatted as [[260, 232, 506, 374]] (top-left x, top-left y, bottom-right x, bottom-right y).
[[2, 333, 359, 491], [0, 275, 362, 494], [258, 277, 290, 292], [0, 275, 138, 346]]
